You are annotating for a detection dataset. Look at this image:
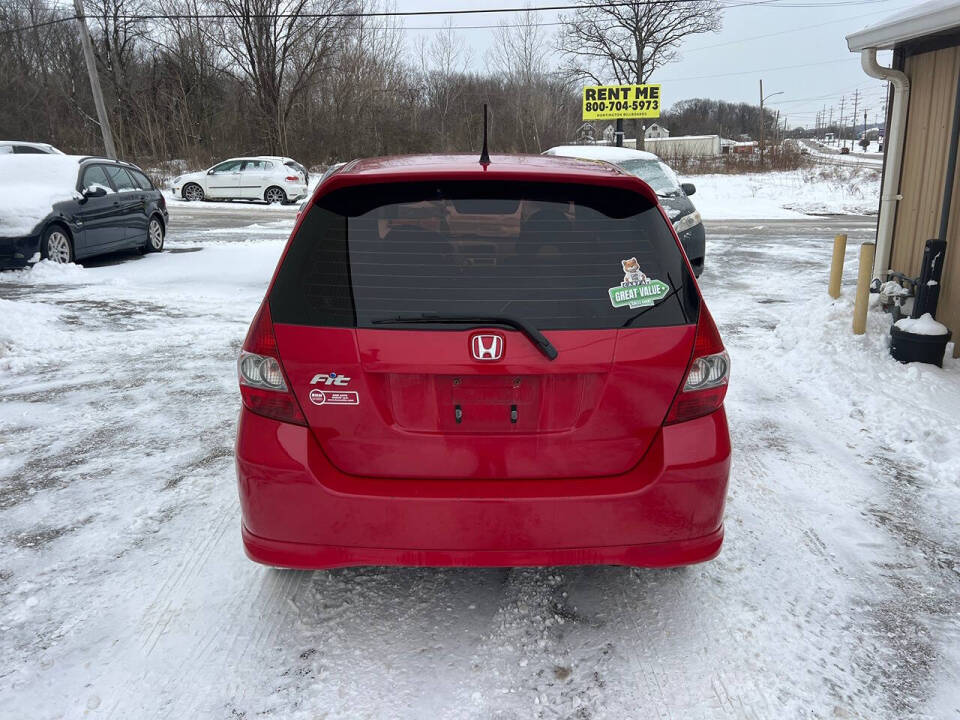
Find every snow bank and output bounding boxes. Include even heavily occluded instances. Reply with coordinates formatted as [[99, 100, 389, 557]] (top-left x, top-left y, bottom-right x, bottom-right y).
[[0, 259, 89, 285], [895, 312, 950, 336], [686, 166, 881, 219], [0, 297, 71, 372], [772, 296, 959, 486], [0, 155, 83, 236]]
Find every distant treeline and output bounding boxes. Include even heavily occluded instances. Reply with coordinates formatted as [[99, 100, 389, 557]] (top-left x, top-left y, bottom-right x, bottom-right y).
[[660, 98, 784, 141], [0, 0, 801, 169], [0, 0, 584, 169]]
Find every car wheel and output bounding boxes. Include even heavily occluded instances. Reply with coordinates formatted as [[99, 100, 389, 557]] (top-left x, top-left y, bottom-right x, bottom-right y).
[[264, 186, 287, 205], [144, 216, 164, 253], [183, 183, 204, 202], [41, 226, 73, 264]]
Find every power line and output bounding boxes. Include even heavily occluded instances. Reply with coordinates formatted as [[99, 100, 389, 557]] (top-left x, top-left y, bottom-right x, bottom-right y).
[[6, 0, 770, 25], [659, 56, 853, 82], [680, 6, 895, 54], [116, 0, 902, 20], [0, 14, 77, 36], [1, 0, 898, 36], [769, 84, 881, 105]]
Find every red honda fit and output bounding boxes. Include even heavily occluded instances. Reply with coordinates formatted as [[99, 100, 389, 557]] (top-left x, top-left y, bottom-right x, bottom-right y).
[[235, 154, 730, 569]]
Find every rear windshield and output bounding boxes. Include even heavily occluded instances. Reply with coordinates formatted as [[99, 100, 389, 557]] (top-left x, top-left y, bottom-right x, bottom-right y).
[[269, 181, 698, 331]]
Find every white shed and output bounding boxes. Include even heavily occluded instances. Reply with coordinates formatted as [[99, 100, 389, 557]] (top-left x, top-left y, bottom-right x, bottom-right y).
[[645, 124, 670, 139], [637, 135, 722, 158]]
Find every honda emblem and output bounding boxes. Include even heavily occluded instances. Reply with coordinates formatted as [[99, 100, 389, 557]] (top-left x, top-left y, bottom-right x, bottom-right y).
[[470, 333, 504, 361]]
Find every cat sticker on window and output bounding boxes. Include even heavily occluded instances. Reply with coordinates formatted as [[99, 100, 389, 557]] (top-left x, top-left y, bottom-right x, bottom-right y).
[[609, 257, 670, 309], [621, 257, 650, 286]]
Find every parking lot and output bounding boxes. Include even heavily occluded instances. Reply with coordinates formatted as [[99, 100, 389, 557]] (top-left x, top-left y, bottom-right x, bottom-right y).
[[1, 203, 958, 719]]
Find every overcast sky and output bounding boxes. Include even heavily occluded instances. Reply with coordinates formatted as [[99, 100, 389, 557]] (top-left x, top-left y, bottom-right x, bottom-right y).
[[403, 0, 919, 130]]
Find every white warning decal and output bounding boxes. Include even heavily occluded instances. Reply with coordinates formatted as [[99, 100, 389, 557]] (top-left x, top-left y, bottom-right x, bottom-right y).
[[309, 389, 359, 406]]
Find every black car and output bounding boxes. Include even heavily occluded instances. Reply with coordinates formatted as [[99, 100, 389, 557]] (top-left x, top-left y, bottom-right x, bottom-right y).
[[543, 146, 705, 277], [0, 156, 168, 269]]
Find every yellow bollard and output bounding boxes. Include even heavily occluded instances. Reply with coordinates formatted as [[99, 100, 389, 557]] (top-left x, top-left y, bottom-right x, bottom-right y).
[[853, 242, 876, 335], [828, 233, 847, 299]]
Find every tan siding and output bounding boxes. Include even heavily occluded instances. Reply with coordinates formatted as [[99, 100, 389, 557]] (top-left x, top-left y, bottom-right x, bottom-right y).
[[943, 137, 960, 356], [890, 46, 960, 355]]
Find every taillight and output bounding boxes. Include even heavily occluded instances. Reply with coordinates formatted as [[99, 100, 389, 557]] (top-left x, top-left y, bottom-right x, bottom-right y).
[[665, 306, 730, 424], [285, 175, 299, 182], [238, 303, 306, 425]]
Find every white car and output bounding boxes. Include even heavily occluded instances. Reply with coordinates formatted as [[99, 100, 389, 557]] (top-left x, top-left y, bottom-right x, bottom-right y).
[[0, 141, 64, 155], [171, 156, 309, 204]]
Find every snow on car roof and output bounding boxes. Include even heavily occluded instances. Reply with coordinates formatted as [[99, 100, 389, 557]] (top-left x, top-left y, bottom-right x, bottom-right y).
[[0, 154, 84, 237], [216, 155, 299, 164], [543, 145, 660, 162]]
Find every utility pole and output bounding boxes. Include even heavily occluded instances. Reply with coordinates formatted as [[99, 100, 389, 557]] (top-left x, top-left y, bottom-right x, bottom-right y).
[[759, 79, 764, 166], [850, 89, 860, 151], [73, 0, 116, 159], [759, 80, 784, 167], [838, 95, 846, 150], [864, 110, 868, 151], [828, 106, 833, 141]]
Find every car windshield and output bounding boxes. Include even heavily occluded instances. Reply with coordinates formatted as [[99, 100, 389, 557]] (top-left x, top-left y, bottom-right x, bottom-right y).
[[269, 181, 698, 331], [616, 159, 683, 197]]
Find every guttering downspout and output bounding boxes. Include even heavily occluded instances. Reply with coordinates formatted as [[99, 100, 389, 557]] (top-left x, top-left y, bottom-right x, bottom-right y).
[[860, 48, 910, 281]]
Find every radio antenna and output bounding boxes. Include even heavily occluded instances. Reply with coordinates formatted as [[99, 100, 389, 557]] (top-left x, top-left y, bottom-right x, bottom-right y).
[[479, 104, 491, 165]]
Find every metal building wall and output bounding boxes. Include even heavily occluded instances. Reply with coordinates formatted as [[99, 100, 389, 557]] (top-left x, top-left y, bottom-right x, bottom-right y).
[[891, 45, 960, 353]]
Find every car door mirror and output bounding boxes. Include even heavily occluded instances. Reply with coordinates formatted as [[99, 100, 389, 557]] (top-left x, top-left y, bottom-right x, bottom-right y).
[[82, 186, 107, 200], [680, 182, 696, 196]]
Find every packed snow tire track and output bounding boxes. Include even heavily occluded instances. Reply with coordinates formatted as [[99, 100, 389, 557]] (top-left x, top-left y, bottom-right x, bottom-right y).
[[1, 208, 958, 719]]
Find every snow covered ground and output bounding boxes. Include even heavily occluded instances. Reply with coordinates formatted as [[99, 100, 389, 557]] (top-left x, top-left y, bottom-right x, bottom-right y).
[[1, 208, 959, 719], [808, 138, 884, 157], [687, 165, 881, 219], [161, 189, 303, 213], [799, 140, 885, 170], [159, 163, 881, 222]]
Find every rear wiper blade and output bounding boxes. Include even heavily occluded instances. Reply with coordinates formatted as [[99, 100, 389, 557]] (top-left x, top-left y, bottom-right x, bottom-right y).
[[371, 312, 558, 360], [621, 276, 686, 328]]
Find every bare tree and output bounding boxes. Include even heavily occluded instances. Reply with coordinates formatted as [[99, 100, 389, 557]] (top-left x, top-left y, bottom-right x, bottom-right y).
[[322, 0, 406, 157], [212, 0, 355, 153], [559, 0, 721, 147], [0, 0, 586, 167], [83, 0, 152, 156], [487, 8, 560, 152], [488, 8, 549, 86], [416, 19, 470, 151]]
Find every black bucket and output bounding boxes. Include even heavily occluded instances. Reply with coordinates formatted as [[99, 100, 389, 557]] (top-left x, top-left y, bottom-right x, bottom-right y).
[[890, 325, 952, 367]]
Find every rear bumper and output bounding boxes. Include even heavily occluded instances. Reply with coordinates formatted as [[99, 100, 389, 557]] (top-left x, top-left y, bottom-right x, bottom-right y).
[[236, 407, 730, 568], [0, 235, 41, 269], [242, 523, 723, 569], [284, 183, 308, 200]]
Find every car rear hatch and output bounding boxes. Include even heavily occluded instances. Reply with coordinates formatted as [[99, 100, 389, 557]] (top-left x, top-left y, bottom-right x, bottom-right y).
[[268, 179, 700, 480]]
